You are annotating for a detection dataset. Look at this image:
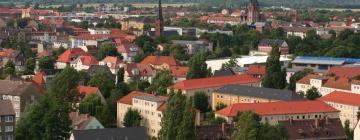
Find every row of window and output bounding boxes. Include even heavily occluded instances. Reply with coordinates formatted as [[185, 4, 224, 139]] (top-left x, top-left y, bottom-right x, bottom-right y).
[[0, 126, 14, 132], [1, 95, 20, 101], [261, 114, 330, 122], [0, 116, 14, 123], [0, 135, 13, 140], [134, 99, 156, 108]]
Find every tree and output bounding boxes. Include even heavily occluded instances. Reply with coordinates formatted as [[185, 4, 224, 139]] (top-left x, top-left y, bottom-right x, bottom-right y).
[[146, 70, 173, 95], [47, 67, 80, 103], [38, 56, 54, 70], [305, 87, 321, 100], [187, 53, 210, 79], [134, 35, 156, 55], [231, 111, 260, 140], [193, 92, 209, 113], [176, 97, 196, 140], [23, 57, 35, 75], [54, 46, 66, 59], [258, 123, 288, 140], [116, 67, 125, 85], [79, 94, 104, 116], [262, 46, 287, 89], [221, 56, 239, 69], [96, 43, 120, 60], [2, 60, 15, 78], [215, 103, 227, 111], [170, 45, 189, 61], [288, 69, 313, 91], [344, 120, 354, 140], [122, 109, 142, 127], [88, 72, 115, 98]]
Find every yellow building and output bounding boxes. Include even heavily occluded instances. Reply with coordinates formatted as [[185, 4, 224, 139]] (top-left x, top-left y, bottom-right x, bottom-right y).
[[121, 17, 153, 31]]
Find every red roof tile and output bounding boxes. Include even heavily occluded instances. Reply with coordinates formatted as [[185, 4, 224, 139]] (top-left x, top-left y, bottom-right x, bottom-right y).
[[117, 43, 142, 54], [57, 48, 87, 63], [75, 34, 111, 40], [170, 66, 189, 77], [216, 101, 339, 117], [32, 71, 46, 85], [328, 66, 360, 78], [125, 63, 153, 77], [140, 55, 179, 67], [320, 91, 360, 106], [101, 56, 122, 69], [78, 86, 100, 96], [172, 74, 261, 90], [77, 54, 99, 65], [297, 74, 322, 84], [297, 74, 360, 91], [247, 64, 265, 75]]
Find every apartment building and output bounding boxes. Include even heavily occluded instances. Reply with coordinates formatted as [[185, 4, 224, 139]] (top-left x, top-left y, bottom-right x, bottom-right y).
[[320, 91, 360, 129], [215, 101, 339, 125], [0, 100, 15, 140]]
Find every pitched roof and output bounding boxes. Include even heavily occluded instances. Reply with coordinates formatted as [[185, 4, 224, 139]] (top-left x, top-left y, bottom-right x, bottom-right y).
[[125, 63, 153, 77], [213, 69, 236, 77], [78, 86, 100, 96], [216, 101, 339, 117], [100, 56, 122, 69], [0, 100, 15, 116], [117, 43, 142, 54], [297, 74, 360, 90], [32, 71, 46, 86], [215, 85, 304, 101], [328, 66, 360, 78], [57, 48, 87, 63], [170, 66, 189, 77], [71, 128, 149, 140], [172, 74, 261, 90], [69, 112, 101, 130], [297, 74, 322, 84], [247, 64, 265, 75], [117, 91, 168, 111], [140, 55, 179, 67], [0, 80, 43, 96], [320, 91, 360, 106], [76, 54, 99, 66]]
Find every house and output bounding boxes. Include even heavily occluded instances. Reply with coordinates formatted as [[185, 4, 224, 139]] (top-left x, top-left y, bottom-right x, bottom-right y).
[[320, 91, 360, 129], [31, 31, 57, 43], [117, 43, 142, 62], [250, 39, 289, 55], [87, 28, 111, 35], [99, 56, 123, 74], [117, 91, 167, 137], [280, 118, 346, 140], [212, 85, 304, 110], [70, 34, 110, 48], [213, 69, 236, 77], [70, 127, 149, 140], [283, 26, 314, 39], [328, 66, 360, 79], [0, 80, 43, 119], [170, 74, 262, 101], [78, 86, 106, 104], [70, 54, 99, 71], [56, 48, 87, 69], [206, 17, 241, 25], [171, 40, 213, 55], [124, 63, 153, 83], [355, 121, 360, 140], [247, 64, 265, 78], [121, 17, 154, 31], [69, 112, 104, 130], [0, 48, 24, 70], [32, 69, 61, 88], [295, 74, 360, 96], [291, 56, 360, 71], [170, 66, 188, 82], [140, 55, 180, 70], [215, 101, 339, 124], [196, 123, 235, 140], [0, 100, 15, 140]]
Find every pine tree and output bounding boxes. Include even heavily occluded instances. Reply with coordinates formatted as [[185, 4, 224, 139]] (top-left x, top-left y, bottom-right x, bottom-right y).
[[187, 53, 209, 79], [262, 46, 286, 89], [231, 111, 259, 140], [176, 97, 196, 140], [122, 109, 142, 127]]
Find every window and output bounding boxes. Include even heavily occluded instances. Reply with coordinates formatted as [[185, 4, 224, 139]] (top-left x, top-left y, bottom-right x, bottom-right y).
[[5, 126, 13, 132], [6, 135, 14, 140], [5, 116, 13, 122]]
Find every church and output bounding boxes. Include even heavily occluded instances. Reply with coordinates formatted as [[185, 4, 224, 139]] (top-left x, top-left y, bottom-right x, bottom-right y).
[[239, 0, 262, 23]]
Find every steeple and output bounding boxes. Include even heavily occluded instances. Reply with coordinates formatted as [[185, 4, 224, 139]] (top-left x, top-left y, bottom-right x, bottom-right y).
[[247, 0, 260, 23], [155, 0, 164, 37]]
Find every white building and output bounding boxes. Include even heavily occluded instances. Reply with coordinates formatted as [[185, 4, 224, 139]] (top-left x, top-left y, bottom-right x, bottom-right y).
[[88, 28, 111, 35]]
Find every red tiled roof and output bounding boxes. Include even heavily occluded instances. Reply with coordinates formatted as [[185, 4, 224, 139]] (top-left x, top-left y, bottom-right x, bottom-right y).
[[140, 55, 179, 67], [32, 71, 46, 85], [172, 74, 261, 90], [328, 66, 360, 78], [247, 64, 265, 75], [57, 48, 87, 63], [297, 74, 360, 90], [78, 86, 100, 96], [125, 63, 153, 77], [77, 54, 98, 65], [320, 91, 360, 106], [216, 101, 339, 117], [118, 91, 168, 111], [117, 43, 142, 54], [297, 74, 322, 84], [101, 56, 122, 69], [170, 66, 189, 77], [75, 34, 111, 40], [0, 48, 14, 57]]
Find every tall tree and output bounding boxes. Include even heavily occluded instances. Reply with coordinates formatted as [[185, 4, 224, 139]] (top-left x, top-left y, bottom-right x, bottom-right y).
[[193, 92, 209, 113], [176, 97, 196, 140], [38, 56, 54, 70], [2, 60, 15, 78], [187, 53, 210, 79], [88, 72, 115, 98], [231, 111, 260, 140], [23, 57, 35, 75], [262, 46, 286, 89], [47, 67, 80, 103], [96, 42, 120, 60], [122, 109, 142, 127], [146, 70, 173, 95], [344, 120, 354, 140], [305, 87, 321, 100], [79, 94, 104, 116], [116, 67, 125, 85]]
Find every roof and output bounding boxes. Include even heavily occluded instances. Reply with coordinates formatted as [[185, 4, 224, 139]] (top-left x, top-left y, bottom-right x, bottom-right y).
[[297, 74, 360, 91], [282, 26, 314, 33], [71, 127, 149, 140], [216, 100, 339, 117], [320, 91, 360, 106], [117, 43, 142, 54], [140, 55, 179, 67], [215, 85, 304, 101], [32, 71, 46, 86], [78, 86, 100, 96], [0, 80, 43, 96], [57, 48, 87, 63], [0, 48, 20, 58], [69, 112, 101, 130], [328, 66, 360, 78], [0, 100, 15, 116], [172, 74, 261, 90], [100, 56, 122, 69], [134, 95, 167, 102], [118, 91, 168, 111], [170, 66, 189, 77], [258, 39, 286, 47], [213, 69, 236, 77], [247, 64, 265, 75], [125, 63, 153, 77], [75, 55, 99, 66], [292, 56, 360, 65]]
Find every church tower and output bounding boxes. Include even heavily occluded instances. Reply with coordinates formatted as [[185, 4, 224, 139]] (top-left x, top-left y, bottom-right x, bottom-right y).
[[155, 0, 164, 37], [247, 0, 260, 23]]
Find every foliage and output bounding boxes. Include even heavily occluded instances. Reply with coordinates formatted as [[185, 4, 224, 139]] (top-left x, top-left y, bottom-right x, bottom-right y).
[[262, 46, 287, 89], [215, 103, 227, 111], [193, 92, 209, 113], [47, 67, 80, 103], [344, 120, 354, 140], [23, 57, 35, 75], [117, 67, 125, 84], [122, 109, 142, 127], [186, 53, 211, 79], [96, 42, 120, 60], [2, 60, 15, 78], [38, 56, 54, 70], [88, 72, 115, 98], [169, 45, 190, 61], [133, 35, 156, 55], [221, 56, 239, 69], [288, 69, 313, 91], [146, 70, 173, 95], [79, 94, 104, 116], [305, 87, 322, 100], [54, 46, 66, 59]]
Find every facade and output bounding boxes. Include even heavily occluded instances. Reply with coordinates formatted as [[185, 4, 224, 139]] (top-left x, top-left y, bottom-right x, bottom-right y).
[[117, 44, 142, 63], [283, 27, 314, 39], [216, 101, 340, 125], [212, 85, 304, 110], [0, 100, 15, 140], [70, 54, 99, 71], [171, 40, 213, 55], [99, 56, 123, 74], [56, 48, 87, 69], [320, 91, 360, 129], [250, 39, 289, 56], [247, 64, 265, 78], [31, 31, 57, 43], [124, 63, 154, 83], [0, 80, 43, 119], [70, 128, 149, 140], [87, 28, 111, 35], [69, 112, 104, 130], [140, 55, 180, 70]]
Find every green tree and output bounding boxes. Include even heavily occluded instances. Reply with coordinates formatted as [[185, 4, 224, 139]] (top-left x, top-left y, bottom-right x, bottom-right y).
[[176, 97, 196, 140], [88, 72, 115, 98], [117, 67, 125, 85], [344, 120, 354, 140], [122, 109, 142, 127], [23, 57, 35, 75], [231, 111, 260, 140], [47, 67, 80, 103], [170, 45, 189, 61], [288, 69, 313, 91], [258, 123, 288, 140], [16, 18, 30, 28], [193, 92, 209, 113], [134, 35, 156, 55], [215, 103, 227, 111], [146, 70, 173, 95], [187, 53, 210, 79], [221, 56, 239, 69], [262, 46, 287, 89], [54, 46, 66, 59], [305, 87, 322, 100], [96, 43, 120, 60], [2, 60, 15, 78], [79, 94, 104, 116], [38, 56, 54, 70]]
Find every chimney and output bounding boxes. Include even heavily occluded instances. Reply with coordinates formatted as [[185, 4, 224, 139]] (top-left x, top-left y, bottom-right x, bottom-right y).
[[314, 118, 320, 128]]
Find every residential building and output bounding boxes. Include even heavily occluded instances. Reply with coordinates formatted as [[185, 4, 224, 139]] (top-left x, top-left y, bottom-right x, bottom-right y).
[[70, 54, 99, 71], [212, 85, 304, 110], [320, 91, 360, 129], [206, 17, 241, 25], [170, 66, 188, 82], [70, 34, 110, 48], [140, 55, 180, 70], [283, 26, 314, 39], [170, 74, 262, 101], [69, 112, 104, 130], [250, 39, 289, 56], [355, 121, 360, 140], [0, 48, 24, 70], [70, 127, 149, 140], [196, 123, 235, 140], [78, 86, 106, 104], [31, 31, 57, 43], [56, 48, 87, 69], [87, 28, 111, 35], [171, 40, 213, 55], [124, 63, 154, 83], [216, 101, 339, 124], [247, 64, 265, 78], [0, 80, 43, 119], [32, 69, 61, 88], [328, 66, 360, 78], [0, 100, 15, 140], [295, 74, 360, 96], [121, 17, 154, 31], [291, 56, 360, 71], [117, 43, 142, 62], [99, 56, 123, 74]]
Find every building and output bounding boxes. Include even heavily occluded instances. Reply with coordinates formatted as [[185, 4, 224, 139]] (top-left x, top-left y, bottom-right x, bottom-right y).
[[170, 74, 262, 101], [250, 39, 289, 56], [0, 48, 23, 70], [69, 112, 104, 130], [0, 80, 43, 119], [212, 85, 304, 110], [0, 100, 15, 140], [171, 40, 213, 55], [291, 56, 360, 71], [117, 43, 142, 62], [320, 91, 360, 129], [70, 54, 99, 71], [247, 64, 265, 78], [328, 66, 360, 79], [117, 91, 168, 137], [247, 0, 261, 22], [355, 121, 360, 140], [87, 28, 111, 35], [78, 86, 106, 104], [121, 17, 154, 31], [124, 63, 154, 83], [31, 31, 57, 43], [283, 27, 314, 39], [140, 55, 180, 70], [170, 66, 188, 83], [295, 74, 360, 96], [99, 56, 123, 74], [196, 123, 235, 140], [280, 118, 347, 140], [56, 48, 87, 69], [216, 101, 339, 124], [32, 69, 61, 88], [70, 127, 149, 140]]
